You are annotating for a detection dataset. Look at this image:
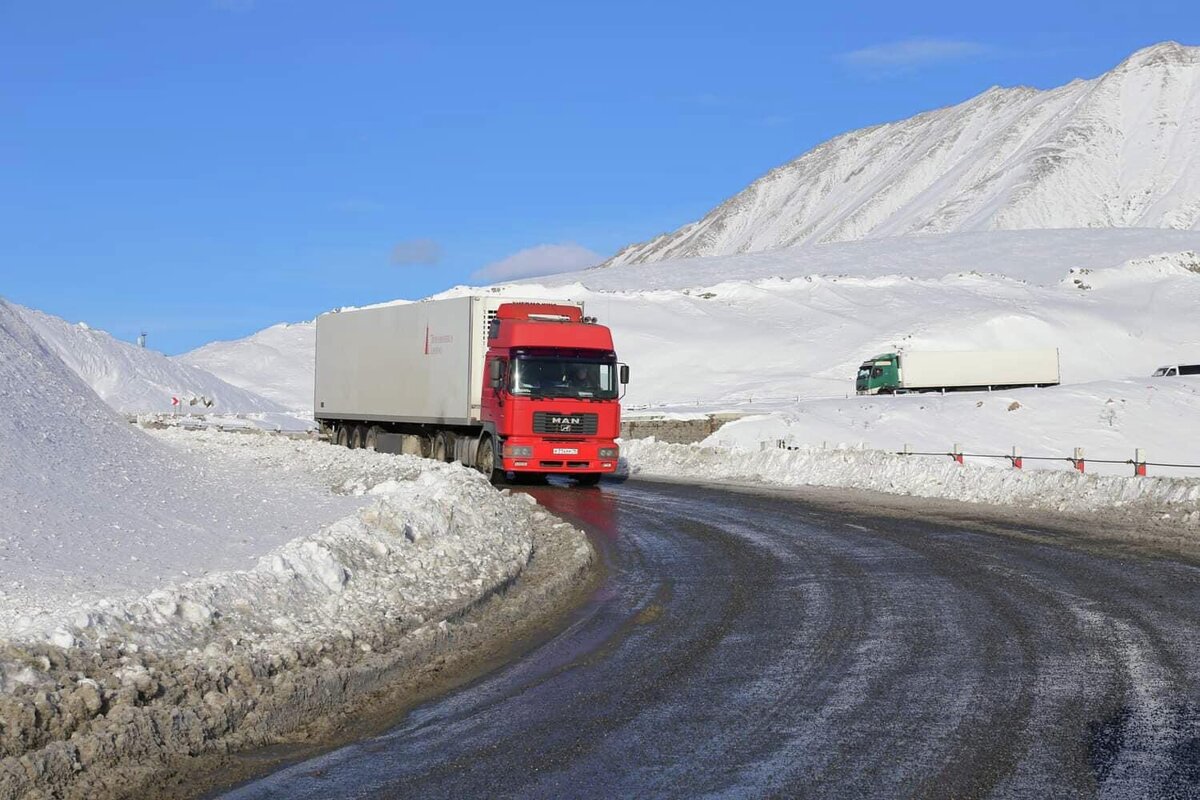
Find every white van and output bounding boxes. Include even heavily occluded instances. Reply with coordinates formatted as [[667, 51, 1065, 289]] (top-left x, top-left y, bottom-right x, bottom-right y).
[[1153, 364, 1200, 377]]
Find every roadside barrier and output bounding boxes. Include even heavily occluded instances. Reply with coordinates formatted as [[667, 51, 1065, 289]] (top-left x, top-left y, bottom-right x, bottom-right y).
[[772, 441, 1200, 477]]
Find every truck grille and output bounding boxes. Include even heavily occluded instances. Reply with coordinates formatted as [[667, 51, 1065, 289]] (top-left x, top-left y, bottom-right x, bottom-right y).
[[533, 411, 598, 435]]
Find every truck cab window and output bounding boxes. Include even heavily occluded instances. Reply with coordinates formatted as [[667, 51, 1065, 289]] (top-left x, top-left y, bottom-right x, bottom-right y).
[[511, 357, 618, 399]]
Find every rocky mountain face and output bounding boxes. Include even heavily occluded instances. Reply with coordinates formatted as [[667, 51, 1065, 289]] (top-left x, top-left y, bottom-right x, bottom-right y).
[[607, 42, 1200, 266]]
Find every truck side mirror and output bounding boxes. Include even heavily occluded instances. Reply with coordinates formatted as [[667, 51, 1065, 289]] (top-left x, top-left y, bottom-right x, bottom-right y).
[[489, 359, 504, 388], [619, 364, 630, 385]]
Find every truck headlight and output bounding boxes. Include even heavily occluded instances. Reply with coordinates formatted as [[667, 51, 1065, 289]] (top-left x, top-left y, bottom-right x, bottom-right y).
[[598, 447, 619, 458], [504, 445, 533, 457]]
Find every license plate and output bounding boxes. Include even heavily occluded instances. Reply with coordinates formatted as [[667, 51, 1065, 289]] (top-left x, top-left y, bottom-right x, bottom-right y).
[[552, 447, 579, 455]]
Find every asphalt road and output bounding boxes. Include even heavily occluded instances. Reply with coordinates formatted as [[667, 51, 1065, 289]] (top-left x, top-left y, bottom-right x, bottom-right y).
[[221, 479, 1200, 799]]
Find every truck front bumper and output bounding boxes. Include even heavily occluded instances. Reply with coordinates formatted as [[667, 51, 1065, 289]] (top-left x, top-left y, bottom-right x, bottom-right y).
[[501, 439, 619, 473]]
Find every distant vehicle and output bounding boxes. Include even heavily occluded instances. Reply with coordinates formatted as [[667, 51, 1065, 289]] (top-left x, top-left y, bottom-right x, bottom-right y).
[[314, 296, 628, 485], [856, 349, 1061, 395], [1153, 364, 1200, 376]]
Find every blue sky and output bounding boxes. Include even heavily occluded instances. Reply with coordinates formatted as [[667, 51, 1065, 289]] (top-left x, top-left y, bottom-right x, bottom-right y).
[[2, 0, 1195, 354]]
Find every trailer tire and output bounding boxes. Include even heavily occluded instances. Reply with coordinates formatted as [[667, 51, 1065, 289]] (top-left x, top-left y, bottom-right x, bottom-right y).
[[334, 424, 349, 448], [430, 432, 449, 462], [475, 436, 504, 485], [348, 424, 366, 450], [364, 425, 381, 451], [433, 431, 455, 463]]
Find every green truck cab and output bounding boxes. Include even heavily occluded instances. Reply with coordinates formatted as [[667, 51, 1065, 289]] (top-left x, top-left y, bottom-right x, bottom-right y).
[[856, 354, 900, 394]]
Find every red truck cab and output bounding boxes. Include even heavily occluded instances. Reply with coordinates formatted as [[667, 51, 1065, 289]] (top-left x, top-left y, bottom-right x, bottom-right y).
[[481, 303, 626, 483]]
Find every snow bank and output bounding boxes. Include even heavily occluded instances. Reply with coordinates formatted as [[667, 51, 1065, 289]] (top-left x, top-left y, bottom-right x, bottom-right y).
[[2, 430, 536, 654], [0, 299, 365, 627], [621, 438, 1200, 523], [0, 448, 590, 799], [703, 378, 1200, 478]]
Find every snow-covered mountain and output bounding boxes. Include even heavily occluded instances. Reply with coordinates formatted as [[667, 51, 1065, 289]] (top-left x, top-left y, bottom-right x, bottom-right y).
[[179, 321, 315, 412], [15, 303, 283, 414], [607, 42, 1200, 266]]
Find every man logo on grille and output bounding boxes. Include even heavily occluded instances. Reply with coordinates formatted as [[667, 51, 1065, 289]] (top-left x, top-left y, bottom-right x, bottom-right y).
[[551, 416, 583, 425]]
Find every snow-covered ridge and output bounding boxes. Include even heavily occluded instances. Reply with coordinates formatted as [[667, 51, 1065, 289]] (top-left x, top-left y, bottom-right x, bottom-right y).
[[606, 42, 1200, 265], [16, 303, 282, 414], [179, 320, 316, 412]]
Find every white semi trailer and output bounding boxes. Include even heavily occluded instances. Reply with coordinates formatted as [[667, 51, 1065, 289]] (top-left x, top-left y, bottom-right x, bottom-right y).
[[856, 349, 1061, 394]]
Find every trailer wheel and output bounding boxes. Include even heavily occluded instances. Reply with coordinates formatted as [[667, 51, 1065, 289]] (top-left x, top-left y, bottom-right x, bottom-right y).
[[364, 426, 381, 451], [349, 424, 366, 450], [433, 431, 456, 463], [334, 424, 349, 448], [475, 436, 504, 484], [430, 432, 449, 462]]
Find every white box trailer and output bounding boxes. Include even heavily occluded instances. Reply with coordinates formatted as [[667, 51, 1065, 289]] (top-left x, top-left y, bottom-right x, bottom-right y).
[[899, 349, 1060, 390], [857, 348, 1061, 394], [314, 295, 583, 426]]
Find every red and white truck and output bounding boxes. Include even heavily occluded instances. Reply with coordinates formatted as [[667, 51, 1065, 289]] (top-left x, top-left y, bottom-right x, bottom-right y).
[[314, 295, 628, 484]]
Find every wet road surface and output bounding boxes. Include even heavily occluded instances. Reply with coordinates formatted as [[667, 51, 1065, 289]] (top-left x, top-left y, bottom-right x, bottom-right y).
[[221, 479, 1200, 799]]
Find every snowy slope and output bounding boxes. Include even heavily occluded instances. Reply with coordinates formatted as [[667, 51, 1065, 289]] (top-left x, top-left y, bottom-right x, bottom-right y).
[[179, 320, 316, 411], [0, 298, 359, 629], [16, 303, 283, 414], [607, 42, 1200, 265]]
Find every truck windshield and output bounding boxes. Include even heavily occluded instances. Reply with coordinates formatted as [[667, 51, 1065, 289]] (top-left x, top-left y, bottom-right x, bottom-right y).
[[510, 357, 619, 399]]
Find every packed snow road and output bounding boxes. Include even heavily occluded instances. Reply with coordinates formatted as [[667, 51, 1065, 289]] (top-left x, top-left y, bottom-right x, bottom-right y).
[[223, 479, 1200, 799]]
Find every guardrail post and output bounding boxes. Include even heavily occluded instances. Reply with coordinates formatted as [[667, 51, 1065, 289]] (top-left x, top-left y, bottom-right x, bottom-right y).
[[1134, 448, 1147, 477], [1073, 447, 1086, 473], [1011, 446, 1023, 470], [903, 443, 911, 456], [952, 443, 964, 465]]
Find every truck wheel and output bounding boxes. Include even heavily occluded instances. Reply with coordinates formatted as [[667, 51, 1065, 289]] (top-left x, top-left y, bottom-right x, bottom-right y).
[[349, 424, 366, 450], [334, 424, 349, 448], [430, 432, 448, 462], [574, 473, 602, 487], [475, 436, 504, 484], [364, 426, 381, 451], [434, 431, 456, 463]]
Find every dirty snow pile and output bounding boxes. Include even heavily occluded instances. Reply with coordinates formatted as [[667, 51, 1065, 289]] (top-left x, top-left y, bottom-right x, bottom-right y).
[[0, 298, 589, 798], [620, 438, 1200, 524]]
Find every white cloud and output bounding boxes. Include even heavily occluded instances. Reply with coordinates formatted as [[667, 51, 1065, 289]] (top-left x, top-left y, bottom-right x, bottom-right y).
[[471, 243, 604, 283], [840, 38, 992, 71], [391, 239, 442, 266]]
